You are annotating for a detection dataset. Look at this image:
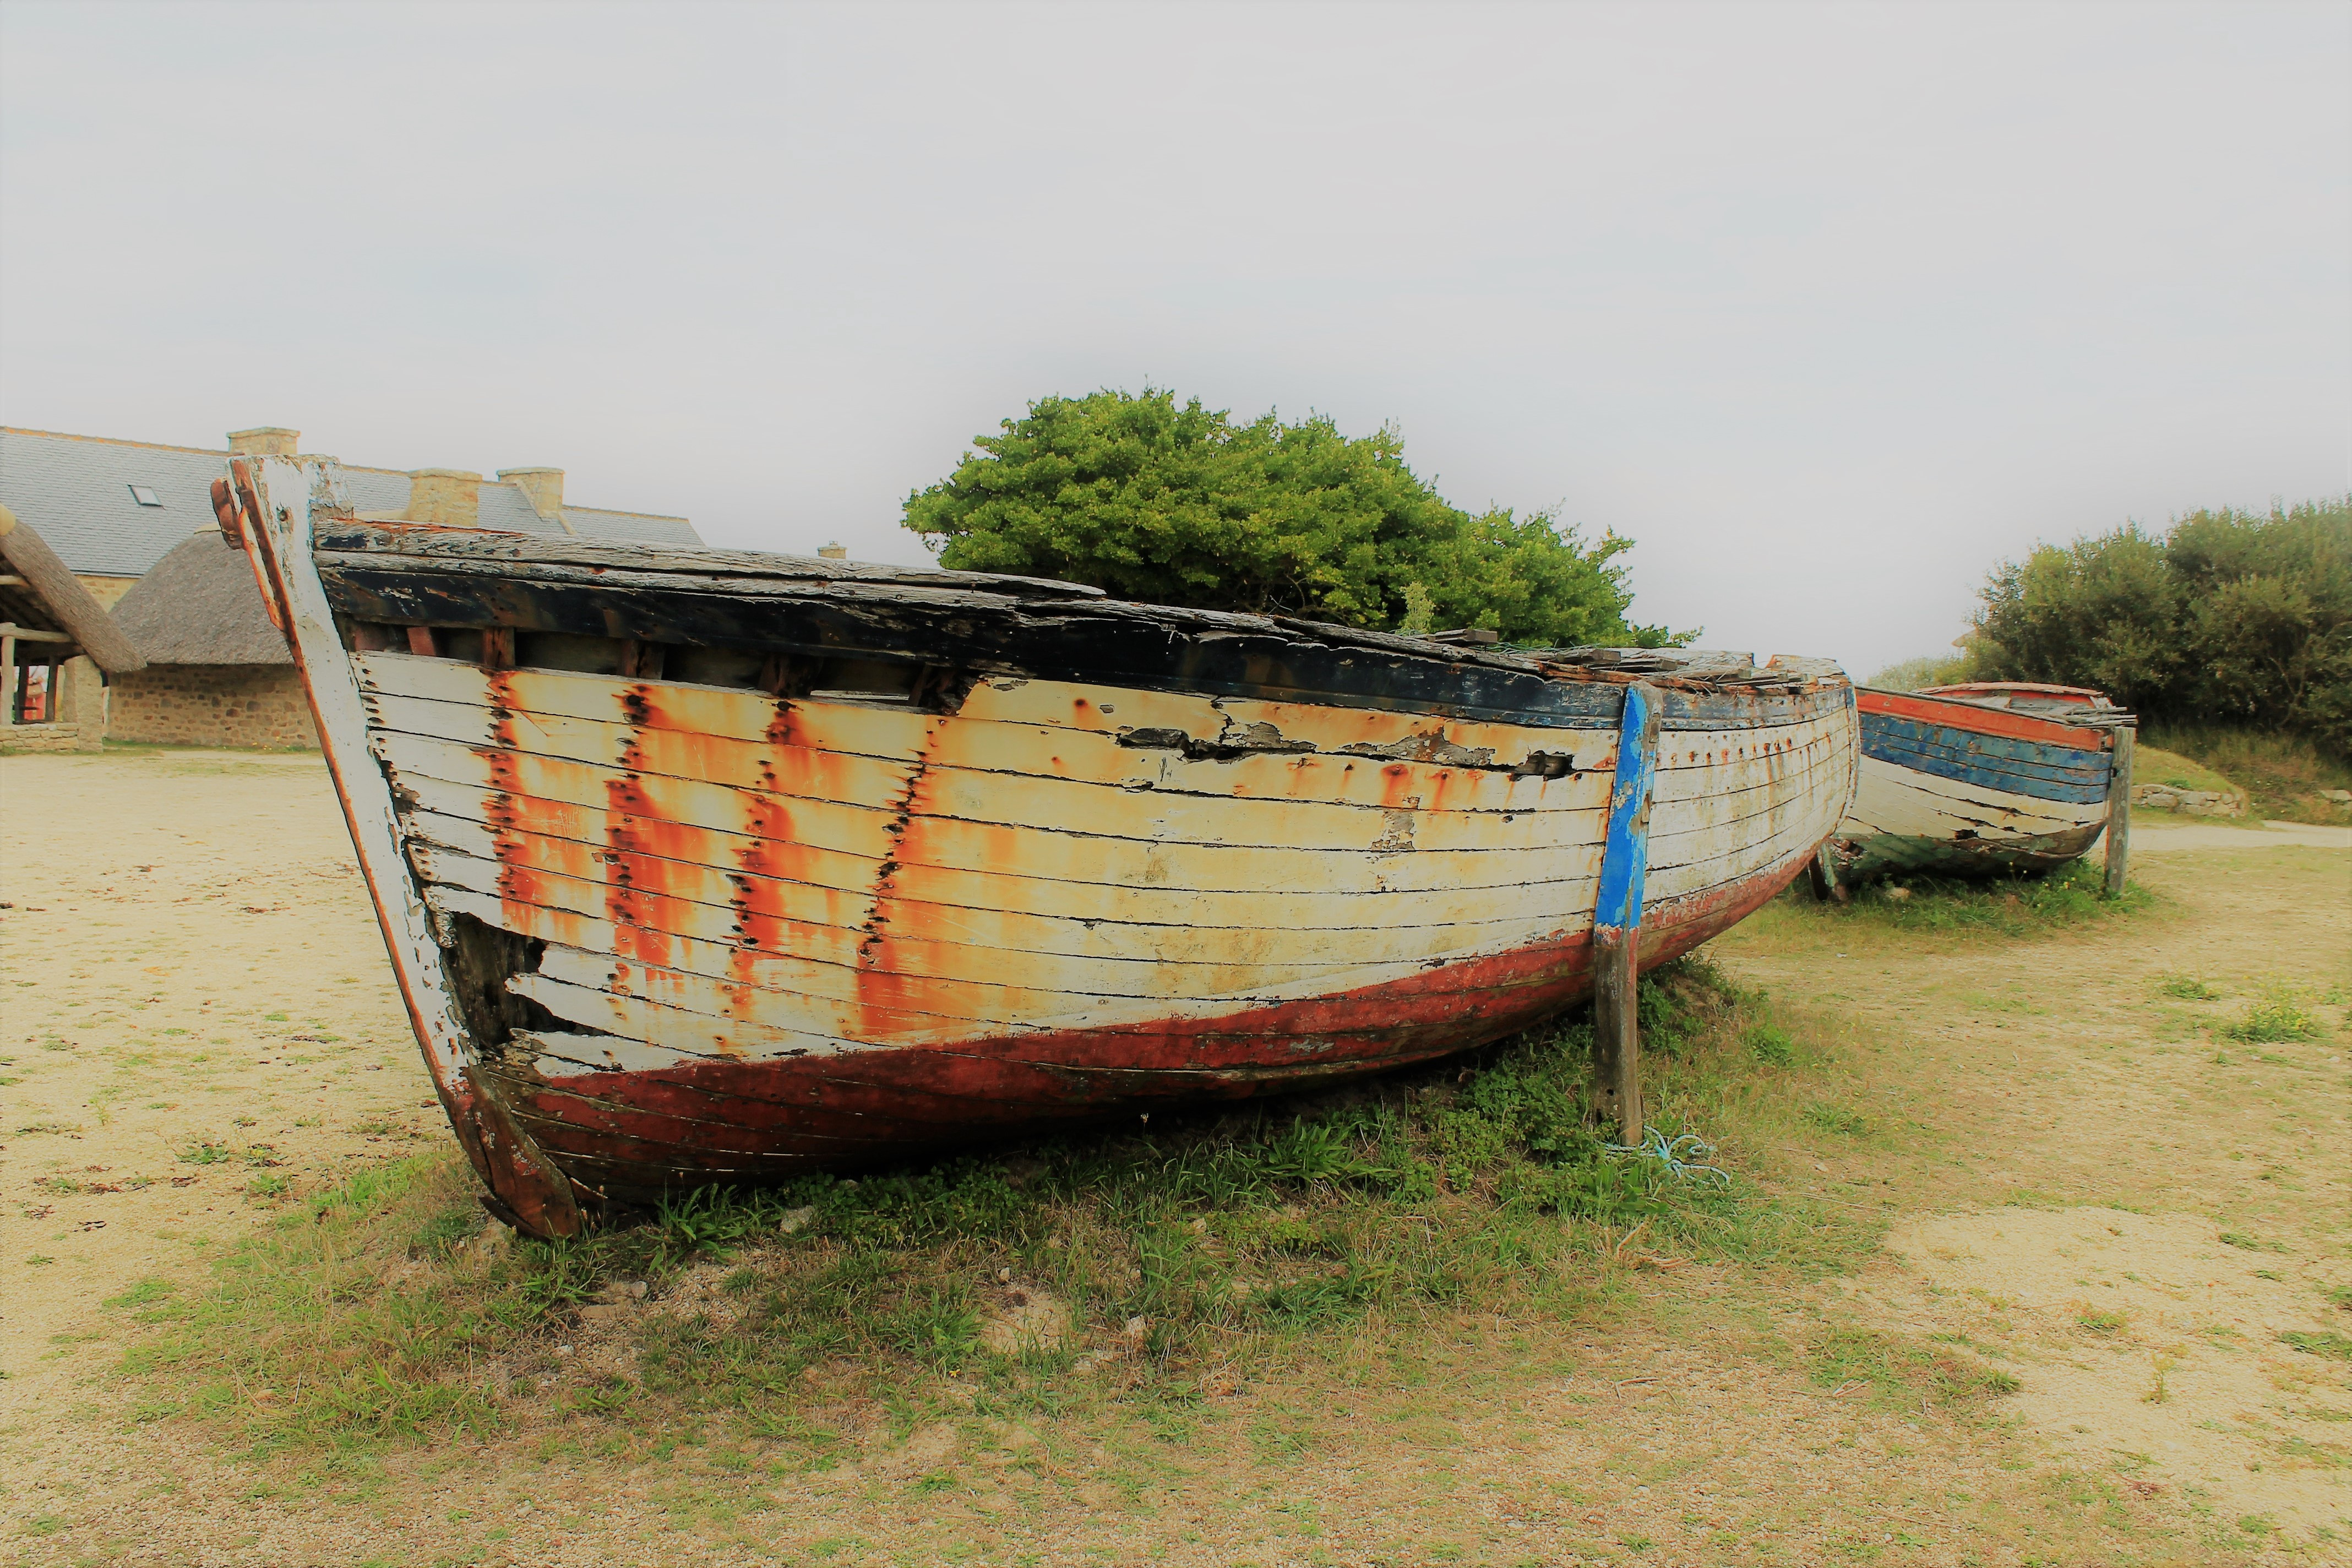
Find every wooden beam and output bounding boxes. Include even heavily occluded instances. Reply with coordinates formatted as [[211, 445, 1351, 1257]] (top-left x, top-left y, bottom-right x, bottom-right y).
[[1589, 680, 1662, 1145], [480, 626, 515, 672], [0, 623, 72, 644], [1804, 841, 1841, 901], [1, 628, 12, 727], [2103, 725, 2134, 897]]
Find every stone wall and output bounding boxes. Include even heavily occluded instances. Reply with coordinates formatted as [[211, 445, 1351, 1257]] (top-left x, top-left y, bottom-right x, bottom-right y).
[[110, 663, 318, 749], [0, 723, 83, 754], [2132, 783, 2244, 818]]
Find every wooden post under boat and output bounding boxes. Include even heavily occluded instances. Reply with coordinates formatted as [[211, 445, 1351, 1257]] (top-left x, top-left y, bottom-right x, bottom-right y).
[[2103, 724, 2135, 897], [1589, 680, 1660, 1144]]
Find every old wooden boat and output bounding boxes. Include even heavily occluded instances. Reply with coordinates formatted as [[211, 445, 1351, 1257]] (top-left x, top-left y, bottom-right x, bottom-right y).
[[1823, 682, 2133, 886], [218, 455, 1860, 1235]]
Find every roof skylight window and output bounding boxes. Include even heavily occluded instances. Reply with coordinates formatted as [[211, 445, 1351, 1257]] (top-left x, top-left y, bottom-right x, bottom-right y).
[[128, 484, 162, 507]]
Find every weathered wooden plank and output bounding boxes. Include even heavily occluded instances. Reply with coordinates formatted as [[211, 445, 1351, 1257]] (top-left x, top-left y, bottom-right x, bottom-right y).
[[314, 521, 1109, 597], [416, 846, 1553, 1004], [1842, 756, 2105, 839], [355, 655, 1848, 807], [2103, 725, 2133, 896], [322, 560, 1846, 734], [356, 650, 1847, 775], [410, 832, 1590, 976], [402, 810, 1606, 951], [1859, 688, 2115, 750], [368, 728, 1604, 855], [360, 687, 1615, 818], [386, 767, 1604, 897]]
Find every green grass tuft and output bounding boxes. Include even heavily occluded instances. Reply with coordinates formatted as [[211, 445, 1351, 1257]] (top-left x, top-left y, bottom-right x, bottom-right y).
[[2279, 1332, 2352, 1362], [2220, 990, 2322, 1044], [1805, 860, 2153, 939]]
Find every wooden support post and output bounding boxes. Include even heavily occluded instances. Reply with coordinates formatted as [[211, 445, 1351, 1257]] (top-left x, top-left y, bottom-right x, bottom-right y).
[[0, 625, 14, 728], [1805, 841, 1841, 901], [480, 627, 515, 672], [405, 625, 440, 657], [1589, 680, 1663, 1145], [2103, 724, 2135, 898]]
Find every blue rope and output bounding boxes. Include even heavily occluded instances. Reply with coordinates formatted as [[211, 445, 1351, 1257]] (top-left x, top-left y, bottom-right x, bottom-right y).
[[1605, 1125, 1732, 1186]]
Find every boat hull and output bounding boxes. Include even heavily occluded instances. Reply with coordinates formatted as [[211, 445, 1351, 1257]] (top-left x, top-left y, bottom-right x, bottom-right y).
[[1828, 689, 2119, 884], [221, 456, 1860, 1227]]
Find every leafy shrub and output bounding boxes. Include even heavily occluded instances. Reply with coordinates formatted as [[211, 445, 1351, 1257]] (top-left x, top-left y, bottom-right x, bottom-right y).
[[901, 386, 1686, 646], [1967, 497, 2350, 752]]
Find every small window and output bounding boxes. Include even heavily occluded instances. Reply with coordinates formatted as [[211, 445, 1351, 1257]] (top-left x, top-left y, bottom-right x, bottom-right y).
[[127, 484, 162, 507]]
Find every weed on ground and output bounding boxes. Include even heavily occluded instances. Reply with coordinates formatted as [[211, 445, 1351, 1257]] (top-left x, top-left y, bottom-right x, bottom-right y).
[[1787, 858, 2156, 941], [105, 957, 1879, 1465]]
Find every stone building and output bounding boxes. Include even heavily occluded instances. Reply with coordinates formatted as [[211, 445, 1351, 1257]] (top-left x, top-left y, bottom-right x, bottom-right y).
[[0, 425, 702, 748], [0, 505, 146, 753], [108, 528, 319, 748]]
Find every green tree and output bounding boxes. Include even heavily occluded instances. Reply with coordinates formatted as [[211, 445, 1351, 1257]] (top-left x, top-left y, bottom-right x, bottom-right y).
[[1967, 497, 2352, 751], [901, 388, 1681, 647]]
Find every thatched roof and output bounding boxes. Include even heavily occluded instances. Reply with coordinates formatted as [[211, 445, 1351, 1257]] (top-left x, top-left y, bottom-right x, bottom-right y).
[[0, 504, 145, 672], [111, 527, 288, 666]]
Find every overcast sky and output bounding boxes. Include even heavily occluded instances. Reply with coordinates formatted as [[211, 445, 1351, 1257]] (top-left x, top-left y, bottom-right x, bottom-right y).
[[3, 1, 2344, 677]]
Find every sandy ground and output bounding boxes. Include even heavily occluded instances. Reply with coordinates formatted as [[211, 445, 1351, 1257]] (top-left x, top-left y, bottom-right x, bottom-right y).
[[0, 752, 433, 1405], [2, 749, 2346, 1566]]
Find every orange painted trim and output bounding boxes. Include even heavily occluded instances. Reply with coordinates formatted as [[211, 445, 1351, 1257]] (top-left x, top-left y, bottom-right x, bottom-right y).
[[1859, 688, 2111, 751]]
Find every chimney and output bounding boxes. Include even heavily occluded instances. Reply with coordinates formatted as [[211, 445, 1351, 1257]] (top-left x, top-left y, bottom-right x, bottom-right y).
[[227, 427, 301, 457], [818, 542, 848, 560], [497, 467, 564, 521], [405, 469, 482, 527]]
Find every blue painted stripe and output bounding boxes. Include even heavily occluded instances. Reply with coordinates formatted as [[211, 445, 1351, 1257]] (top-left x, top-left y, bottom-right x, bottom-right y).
[[1866, 732, 2109, 788], [1860, 713, 2111, 803], [1593, 683, 1659, 932], [1864, 739, 2111, 803], [1863, 712, 2111, 775]]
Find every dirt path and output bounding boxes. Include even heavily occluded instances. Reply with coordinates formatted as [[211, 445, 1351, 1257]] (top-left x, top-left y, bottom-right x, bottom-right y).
[[3, 751, 2345, 1566]]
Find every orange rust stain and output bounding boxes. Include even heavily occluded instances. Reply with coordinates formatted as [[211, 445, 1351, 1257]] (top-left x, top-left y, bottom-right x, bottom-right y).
[[851, 719, 944, 1046], [763, 701, 798, 751], [601, 772, 677, 970], [1379, 763, 1418, 810]]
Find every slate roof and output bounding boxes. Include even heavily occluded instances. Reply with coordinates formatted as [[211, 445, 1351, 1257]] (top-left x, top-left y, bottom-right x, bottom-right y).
[[0, 427, 701, 579]]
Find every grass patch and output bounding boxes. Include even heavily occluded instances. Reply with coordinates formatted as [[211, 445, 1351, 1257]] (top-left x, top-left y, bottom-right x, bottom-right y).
[[2140, 725, 2352, 824], [2158, 975, 2220, 1001], [2278, 1332, 2352, 1363], [2076, 1310, 2127, 1335], [1810, 1325, 2020, 1410], [1790, 859, 2152, 940], [109, 957, 1877, 1457], [2220, 989, 2322, 1044]]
